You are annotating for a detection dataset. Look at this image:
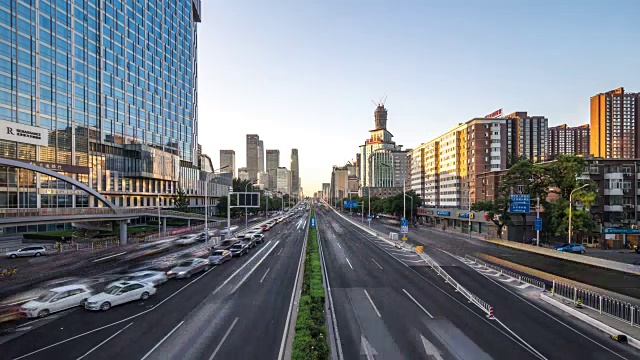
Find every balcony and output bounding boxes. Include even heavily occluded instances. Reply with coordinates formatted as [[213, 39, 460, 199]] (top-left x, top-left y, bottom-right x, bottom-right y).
[[604, 205, 624, 212], [604, 173, 623, 180], [604, 188, 623, 196]]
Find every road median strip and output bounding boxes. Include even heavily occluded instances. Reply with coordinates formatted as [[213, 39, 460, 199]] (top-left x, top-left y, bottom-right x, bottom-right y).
[[291, 206, 329, 360]]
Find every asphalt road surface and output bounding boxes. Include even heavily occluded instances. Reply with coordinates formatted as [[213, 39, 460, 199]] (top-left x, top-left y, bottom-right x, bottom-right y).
[[319, 209, 638, 360], [0, 212, 308, 360]]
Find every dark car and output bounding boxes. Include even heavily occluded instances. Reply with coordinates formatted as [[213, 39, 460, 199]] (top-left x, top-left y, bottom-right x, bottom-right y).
[[215, 239, 239, 251], [242, 237, 257, 249], [229, 243, 249, 257], [208, 250, 232, 265]]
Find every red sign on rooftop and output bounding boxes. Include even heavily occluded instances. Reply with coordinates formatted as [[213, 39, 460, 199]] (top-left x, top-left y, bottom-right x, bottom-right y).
[[485, 109, 503, 118]]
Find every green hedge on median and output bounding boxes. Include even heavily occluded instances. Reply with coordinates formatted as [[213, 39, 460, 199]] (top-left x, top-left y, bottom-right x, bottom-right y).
[[292, 207, 329, 360]]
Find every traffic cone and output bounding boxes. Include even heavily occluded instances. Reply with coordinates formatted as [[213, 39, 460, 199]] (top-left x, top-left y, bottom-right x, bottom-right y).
[[576, 299, 583, 309], [486, 307, 494, 319]]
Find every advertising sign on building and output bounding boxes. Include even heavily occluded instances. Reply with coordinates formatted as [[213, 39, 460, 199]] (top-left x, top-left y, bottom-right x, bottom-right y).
[[484, 108, 503, 119], [0, 119, 49, 146]]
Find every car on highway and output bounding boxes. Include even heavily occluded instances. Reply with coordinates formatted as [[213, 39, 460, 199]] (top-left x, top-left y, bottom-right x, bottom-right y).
[[242, 236, 257, 249], [113, 271, 168, 286], [261, 224, 271, 231], [84, 281, 156, 311], [174, 234, 199, 245], [215, 239, 240, 250], [554, 243, 586, 254], [6, 246, 47, 258], [19, 284, 93, 318], [208, 250, 232, 265], [252, 233, 265, 244], [229, 243, 249, 257], [166, 258, 210, 278]]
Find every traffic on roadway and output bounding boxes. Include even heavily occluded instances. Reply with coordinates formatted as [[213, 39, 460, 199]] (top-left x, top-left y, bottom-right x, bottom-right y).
[[0, 204, 311, 359]]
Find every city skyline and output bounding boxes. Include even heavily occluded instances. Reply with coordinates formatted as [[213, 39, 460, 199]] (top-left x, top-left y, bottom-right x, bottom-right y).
[[197, 0, 640, 194]]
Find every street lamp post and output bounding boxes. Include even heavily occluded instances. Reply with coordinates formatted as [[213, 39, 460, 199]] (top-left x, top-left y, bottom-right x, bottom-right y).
[[204, 165, 229, 246], [569, 183, 589, 244], [245, 180, 255, 230], [404, 192, 413, 226], [468, 188, 474, 238], [157, 193, 161, 238]]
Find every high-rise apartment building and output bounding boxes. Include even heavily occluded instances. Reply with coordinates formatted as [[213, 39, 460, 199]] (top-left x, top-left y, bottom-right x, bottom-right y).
[[506, 112, 548, 162], [220, 150, 236, 177], [591, 87, 640, 158], [322, 183, 331, 202], [275, 167, 290, 195], [0, 0, 204, 219], [258, 140, 265, 173], [246, 134, 260, 181], [408, 147, 425, 200], [290, 149, 299, 196], [547, 124, 590, 160], [266, 149, 280, 190]]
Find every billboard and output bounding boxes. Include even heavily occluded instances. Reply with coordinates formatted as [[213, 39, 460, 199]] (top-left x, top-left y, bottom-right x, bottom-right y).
[[484, 109, 503, 118]]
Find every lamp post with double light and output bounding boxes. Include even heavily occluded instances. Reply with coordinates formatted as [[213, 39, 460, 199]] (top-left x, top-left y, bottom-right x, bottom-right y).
[[569, 183, 589, 244]]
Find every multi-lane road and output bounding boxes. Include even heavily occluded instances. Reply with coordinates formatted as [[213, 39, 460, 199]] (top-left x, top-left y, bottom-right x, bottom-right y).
[[318, 208, 638, 360], [0, 213, 309, 360]]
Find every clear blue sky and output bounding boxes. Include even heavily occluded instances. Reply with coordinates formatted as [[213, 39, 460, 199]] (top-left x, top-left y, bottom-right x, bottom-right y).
[[197, 0, 640, 195]]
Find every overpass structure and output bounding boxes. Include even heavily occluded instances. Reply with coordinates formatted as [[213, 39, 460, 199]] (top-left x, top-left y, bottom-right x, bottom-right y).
[[0, 158, 222, 245]]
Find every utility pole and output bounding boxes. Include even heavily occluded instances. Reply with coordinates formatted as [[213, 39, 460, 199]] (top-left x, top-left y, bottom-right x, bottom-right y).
[[536, 196, 540, 247], [227, 188, 231, 239]]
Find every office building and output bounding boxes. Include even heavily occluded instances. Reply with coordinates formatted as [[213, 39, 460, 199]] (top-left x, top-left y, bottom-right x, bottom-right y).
[[238, 167, 249, 181], [220, 150, 236, 177], [290, 149, 299, 197], [547, 124, 590, 160], [408, 147, 425, 200], [322, 183, 331, 202], [258, 140, 265, 173], [590, 87, 640, 158], [266, 149, 279, 190], [0, 0, 224, 231], [506, 112, 548, 163], [246, 134, 260, 181], [275, 167, 291, 195]]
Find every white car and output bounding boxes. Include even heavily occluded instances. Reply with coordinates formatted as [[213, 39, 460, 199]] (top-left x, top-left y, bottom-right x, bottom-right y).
[[84, 281, 156, 311], [174, 234, 198, 245], [20, 284, 93, 318], [112, 271, 168, 287], [6, 246, 47, 258]]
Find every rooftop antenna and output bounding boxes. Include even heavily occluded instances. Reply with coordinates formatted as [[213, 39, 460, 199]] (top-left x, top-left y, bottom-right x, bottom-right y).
[[371, 95, 387, 107]]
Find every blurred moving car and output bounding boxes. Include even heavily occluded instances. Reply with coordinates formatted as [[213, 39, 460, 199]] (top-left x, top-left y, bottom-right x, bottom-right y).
[[229, 243, 249, 257], [252, 233, 265, 244], [174, 234, 198, 246], [261, 224, 271, 231], [20, 285, 93, 318], [208, 250, 232, 265], [166, 258, 210, 279], [85, 281, 156, 311], [554, 243, 586, 254], [6, 246, 47, 258], [114, 271, 168, 286], [242, 236, 257, 249]]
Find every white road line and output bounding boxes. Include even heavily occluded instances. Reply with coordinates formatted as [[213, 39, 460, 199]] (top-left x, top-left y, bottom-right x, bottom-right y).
[[232, 241, 280, 292], [260, 268, 271, 283], [277, 248, 283, 256], [345, 257, 354, 270], [208, 317, 239, 360], [318, 221, 345, 360], [140, 321, 184, 360], [337, 242, 342, 249], [363, 290, 381, 317], [371, 258, 383, 269], [402, 289, 434, 319], [92, 251, 127, 262], [76, 322, 133, 360], [404, 259, 425, 263]]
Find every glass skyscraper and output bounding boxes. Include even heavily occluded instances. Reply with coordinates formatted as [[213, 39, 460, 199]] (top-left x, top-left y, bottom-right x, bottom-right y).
[[0, 0, 203, 231]]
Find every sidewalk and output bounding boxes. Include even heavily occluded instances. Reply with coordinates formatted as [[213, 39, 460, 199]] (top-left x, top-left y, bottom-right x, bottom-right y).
[[542, 293, 640, 350]]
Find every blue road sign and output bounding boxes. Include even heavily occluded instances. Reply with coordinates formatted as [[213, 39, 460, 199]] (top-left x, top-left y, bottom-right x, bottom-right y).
[[367, 215, 373, 220], [401, 217, 409, 233], [509, 194, 531, 213], [310, 217, 316, 228], [343, 200, 358, 209], [535, 218, 542, 231]]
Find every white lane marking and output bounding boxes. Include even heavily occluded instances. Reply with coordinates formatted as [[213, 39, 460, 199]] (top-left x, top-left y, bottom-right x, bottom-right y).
[[404, 259, 426, 263], [12, 237, 279, 359], [92, 252, 127, 262], [516, 283, 531, 289], [363, 289, 381, 317], [402, 289, 434, 319], [232, 241, 280, 292], [140, 321, 184, 360], [420, 335, 444, 360], [499, 278, 517, 283], [76, 322, 133, 360], [260, 268, 271, 283], [494, 318, 548, 360], [345, 257, 354, 270], [277, 248, 283, 256], [208, 317, 239, 360], [278, 214, 309, 360], [371, 258, 383, 270], [337, 242, 342, 249]]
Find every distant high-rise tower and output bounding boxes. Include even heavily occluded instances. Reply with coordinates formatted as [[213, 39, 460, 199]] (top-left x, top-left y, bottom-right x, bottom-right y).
[[266, 150, 280, 190], [591, 87, 640, 158], [258, 140, 265, 172], [246, 135, 260, 181], [220, 150, 236, 177], [374, 104, 388, 130], [290, 149, 300, 196]]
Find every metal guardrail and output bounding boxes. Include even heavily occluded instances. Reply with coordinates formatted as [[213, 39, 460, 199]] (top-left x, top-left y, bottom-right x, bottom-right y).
[[464, 255, 546, 290], [552, 280, 639, 328]]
